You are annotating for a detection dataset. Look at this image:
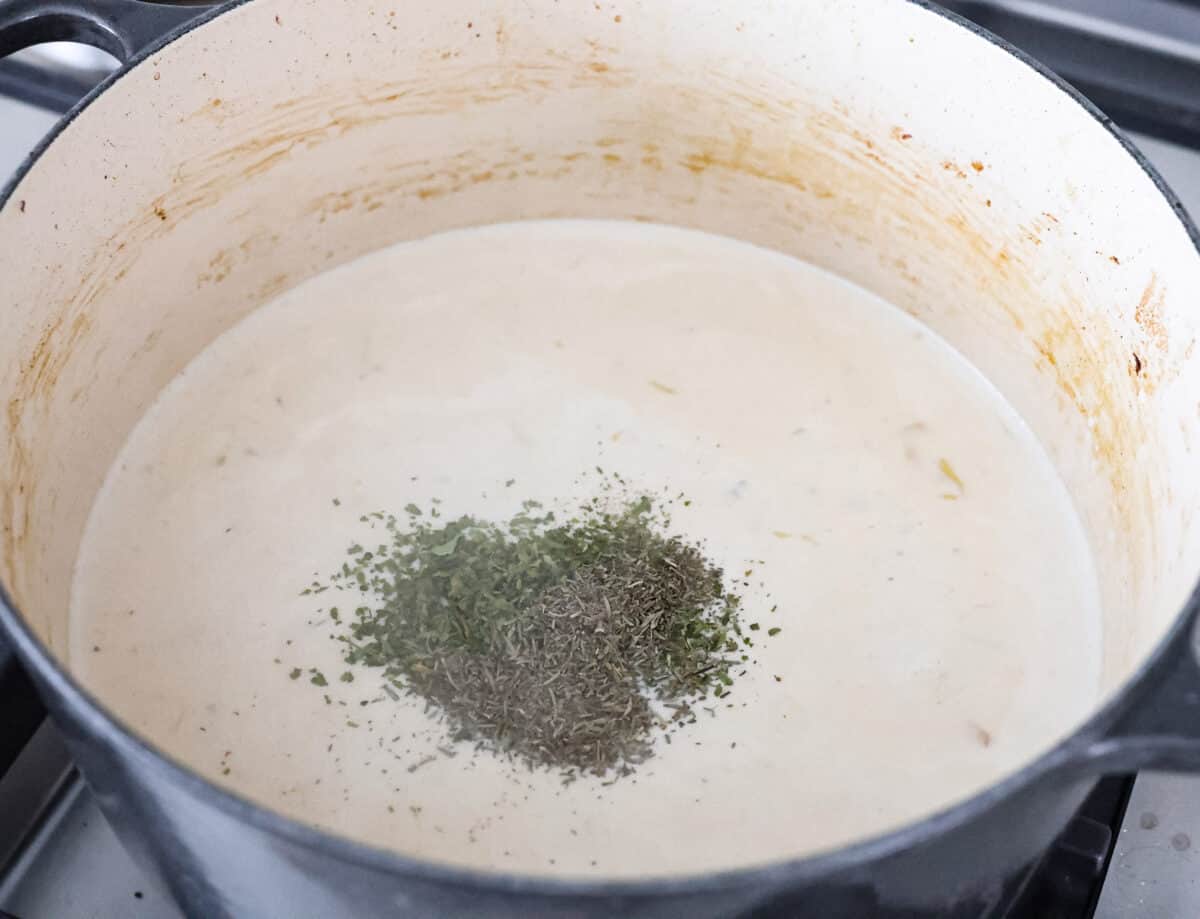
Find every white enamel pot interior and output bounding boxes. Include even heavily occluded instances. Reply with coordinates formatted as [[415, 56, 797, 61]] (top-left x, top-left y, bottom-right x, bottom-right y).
[[2, 0, 1200, 907]]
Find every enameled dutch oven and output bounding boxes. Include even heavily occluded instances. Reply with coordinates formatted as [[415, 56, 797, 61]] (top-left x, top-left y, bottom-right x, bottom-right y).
[[3, 1, 1200, 916]]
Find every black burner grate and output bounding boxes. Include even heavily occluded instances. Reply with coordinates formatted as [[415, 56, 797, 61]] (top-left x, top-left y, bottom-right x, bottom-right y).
[[1002, 777, 1134, 919]]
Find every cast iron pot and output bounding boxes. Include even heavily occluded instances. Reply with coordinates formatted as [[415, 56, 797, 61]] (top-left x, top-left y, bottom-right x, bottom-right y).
[[3, 0, 1200, 916]]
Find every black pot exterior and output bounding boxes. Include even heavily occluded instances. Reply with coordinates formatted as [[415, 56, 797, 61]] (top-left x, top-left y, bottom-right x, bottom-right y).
[[24, 648, 1099, 919], [4, 1, 1200, 917]]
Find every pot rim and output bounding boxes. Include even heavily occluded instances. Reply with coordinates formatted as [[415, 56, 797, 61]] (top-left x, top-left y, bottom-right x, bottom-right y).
[[2, 0, 1200, 899]]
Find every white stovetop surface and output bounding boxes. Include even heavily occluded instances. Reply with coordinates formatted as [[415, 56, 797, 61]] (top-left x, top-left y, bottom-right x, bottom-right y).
[[4, 95, 1200, 919]]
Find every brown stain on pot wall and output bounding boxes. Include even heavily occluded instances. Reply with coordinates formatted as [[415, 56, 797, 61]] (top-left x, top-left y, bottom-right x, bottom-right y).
[[163, 58, 636, 232], [3, 307, 94, 591], [199, 248, 236, 286], [2, 406, 28, 588], [680, 150, 808, 194], [22, 315, 90, 404], [255, 273, 292, 301], [1018, 212, 1061, 249], [1028, 286, 1163, 588], [1135, 273, 1170, 354]]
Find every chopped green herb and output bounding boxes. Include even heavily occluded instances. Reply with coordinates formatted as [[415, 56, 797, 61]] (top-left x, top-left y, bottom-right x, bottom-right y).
[[306, 484, 755, 777], [430, 534, 461, 557]]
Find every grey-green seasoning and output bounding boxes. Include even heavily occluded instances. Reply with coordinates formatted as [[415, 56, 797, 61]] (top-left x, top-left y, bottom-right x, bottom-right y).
[[309, 486, 770, 777]]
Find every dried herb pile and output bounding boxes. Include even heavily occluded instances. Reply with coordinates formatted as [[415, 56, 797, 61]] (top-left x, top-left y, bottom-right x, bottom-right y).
[[311, 490, 757, 777]]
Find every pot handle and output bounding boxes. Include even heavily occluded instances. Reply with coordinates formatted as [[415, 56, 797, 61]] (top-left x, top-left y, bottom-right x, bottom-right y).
[[0, 0, 215, 63], [1083, 603, 1200, 773]]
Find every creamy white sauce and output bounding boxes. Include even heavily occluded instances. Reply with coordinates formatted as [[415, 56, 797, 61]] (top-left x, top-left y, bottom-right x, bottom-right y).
[[69, 220, 1102, 878]]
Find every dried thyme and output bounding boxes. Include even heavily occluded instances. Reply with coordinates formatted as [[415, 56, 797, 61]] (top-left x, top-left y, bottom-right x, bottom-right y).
[[310, 487, 764, 777]]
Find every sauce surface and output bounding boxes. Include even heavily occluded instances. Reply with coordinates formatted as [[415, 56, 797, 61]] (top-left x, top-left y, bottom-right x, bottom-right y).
[[70, 220, 1101, 877]]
